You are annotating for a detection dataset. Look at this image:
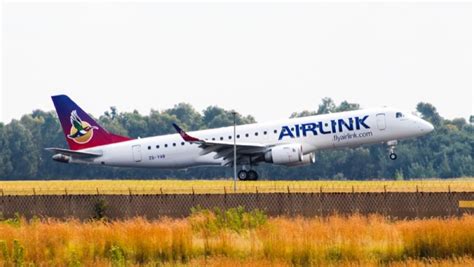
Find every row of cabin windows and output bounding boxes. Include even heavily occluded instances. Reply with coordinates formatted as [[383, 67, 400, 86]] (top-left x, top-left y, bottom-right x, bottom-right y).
[[146, 129, 280, 150], [148, 142, 186, 150], [210, 129, 278, 141]]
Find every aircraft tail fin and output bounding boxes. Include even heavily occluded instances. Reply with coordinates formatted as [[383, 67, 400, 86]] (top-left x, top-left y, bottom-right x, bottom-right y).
[[51, 94, 131, 150]]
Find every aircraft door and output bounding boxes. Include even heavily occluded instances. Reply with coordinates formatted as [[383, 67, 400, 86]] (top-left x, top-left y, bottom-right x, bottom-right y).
[[132, 145, 142, 162], [376, 113, 386, 130]]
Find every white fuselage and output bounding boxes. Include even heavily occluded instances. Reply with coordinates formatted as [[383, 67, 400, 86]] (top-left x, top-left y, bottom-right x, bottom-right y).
[[74, 107, 433, 168]]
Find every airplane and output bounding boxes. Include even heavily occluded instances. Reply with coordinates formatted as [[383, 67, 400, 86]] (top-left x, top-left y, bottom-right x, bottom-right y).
[[47, 95, 434, 180]]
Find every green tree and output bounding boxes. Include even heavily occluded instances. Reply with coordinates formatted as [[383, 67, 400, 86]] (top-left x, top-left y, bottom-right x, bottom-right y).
[[99, 107, 129, 136], [0, 123, 13, 177], [1, 100, 473, 180], [335, 101, 360, 112], [147, 110, 179, 135], [416, 102, 443, 127], [290, 110, 317, 118], [165, 103, 202, 130], [203, 106, 255, 128], [445, 118, 467, 130], [119, 110, 148, 138], [317, 97, 337, 114], [4, 120, 39, 179]]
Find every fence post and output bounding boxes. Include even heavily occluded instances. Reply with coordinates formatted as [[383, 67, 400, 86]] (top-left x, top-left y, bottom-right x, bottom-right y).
[[65, 188, 68, 196], [224, 186, 227, 202], [320, 186, 323, 194], [33, 188, 36, 196], [287, 186, 290, 194], [96, 188, 100, 195], [416, 186, 420, 217], [160, 187, 163, 195]]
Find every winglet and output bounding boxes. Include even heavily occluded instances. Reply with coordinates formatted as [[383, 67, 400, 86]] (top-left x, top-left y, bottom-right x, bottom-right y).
[[172, 123, 201, 142]]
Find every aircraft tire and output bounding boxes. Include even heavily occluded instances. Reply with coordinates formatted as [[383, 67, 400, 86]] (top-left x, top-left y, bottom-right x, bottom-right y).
[[248, 170, 258, 180], [238, 170, 248, 180], [389, 153, 397, 160]]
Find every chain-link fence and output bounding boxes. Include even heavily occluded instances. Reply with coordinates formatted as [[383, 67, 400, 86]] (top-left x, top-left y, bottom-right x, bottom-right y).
[[1, 192, 473, 220], [2, 181, 474, 195]]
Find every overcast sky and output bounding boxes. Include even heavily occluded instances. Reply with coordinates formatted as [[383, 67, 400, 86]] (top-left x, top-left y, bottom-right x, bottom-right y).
[[2, 2, 472, 124]]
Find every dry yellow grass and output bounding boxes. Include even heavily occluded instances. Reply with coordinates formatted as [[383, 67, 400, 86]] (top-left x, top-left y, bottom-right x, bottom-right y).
[[0, 178, 473, 195], [0, 213, 474, 266]]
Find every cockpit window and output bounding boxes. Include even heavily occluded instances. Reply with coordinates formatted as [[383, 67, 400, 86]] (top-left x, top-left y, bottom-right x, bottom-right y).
[[396, 112, 404, 118]]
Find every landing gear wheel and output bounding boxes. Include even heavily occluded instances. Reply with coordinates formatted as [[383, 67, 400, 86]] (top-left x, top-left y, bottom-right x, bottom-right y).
[[247, 170, 259, 181], [389, 153, 397, 160], [238, 170, 248, 180], [387, 140, 398, 161]]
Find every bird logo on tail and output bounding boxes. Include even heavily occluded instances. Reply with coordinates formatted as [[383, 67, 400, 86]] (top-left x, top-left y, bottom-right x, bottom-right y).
[[67, 110, 98, 144]]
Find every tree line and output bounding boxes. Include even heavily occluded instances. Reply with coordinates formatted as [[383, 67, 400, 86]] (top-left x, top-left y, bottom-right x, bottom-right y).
[[0, 98, 472, 180]]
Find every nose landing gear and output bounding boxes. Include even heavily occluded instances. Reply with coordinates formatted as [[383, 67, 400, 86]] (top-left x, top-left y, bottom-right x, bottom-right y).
[[387, 140, 398, 160], [389, 152, 397, 160]]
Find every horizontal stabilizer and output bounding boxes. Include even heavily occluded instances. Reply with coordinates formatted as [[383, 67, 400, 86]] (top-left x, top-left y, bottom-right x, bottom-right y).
[[45, 147, 102, 158]]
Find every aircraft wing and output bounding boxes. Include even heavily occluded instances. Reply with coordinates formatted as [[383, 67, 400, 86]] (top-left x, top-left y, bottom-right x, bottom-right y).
[[45, 147, 103, 158], [172, 123, 271, 166]]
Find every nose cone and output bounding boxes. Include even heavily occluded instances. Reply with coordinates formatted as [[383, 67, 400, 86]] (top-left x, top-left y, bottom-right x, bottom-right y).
[[420, 120, 434, 133]]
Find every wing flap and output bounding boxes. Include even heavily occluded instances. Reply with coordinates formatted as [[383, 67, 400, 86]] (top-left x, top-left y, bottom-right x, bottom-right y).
[[172, 123, 270, 163]]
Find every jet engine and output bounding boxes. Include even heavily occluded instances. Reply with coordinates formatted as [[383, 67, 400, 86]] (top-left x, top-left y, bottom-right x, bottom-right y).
[[264, 144, 315, 166], [284, 152, 316, 167]]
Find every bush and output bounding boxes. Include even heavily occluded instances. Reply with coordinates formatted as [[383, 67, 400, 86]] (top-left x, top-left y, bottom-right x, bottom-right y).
[[190, 206, 267, 234]]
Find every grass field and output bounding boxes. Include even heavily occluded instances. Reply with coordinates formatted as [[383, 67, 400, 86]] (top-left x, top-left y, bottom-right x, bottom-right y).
[[0, 178, 473, 195], [0, 210, 474, 266]]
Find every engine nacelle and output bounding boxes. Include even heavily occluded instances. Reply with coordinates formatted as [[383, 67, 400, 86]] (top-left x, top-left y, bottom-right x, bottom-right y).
[[264, 144, 303, 165], [284, 152, 316, 167], [52, 154, 71, 163]]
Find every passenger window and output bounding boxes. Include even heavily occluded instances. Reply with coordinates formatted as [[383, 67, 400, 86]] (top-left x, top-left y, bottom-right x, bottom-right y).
[[255, 132, 258, 136], [274, 129, 277, 134], [396, 112, 404, 118], [156, 145, 159, 149], [245, 133, 249, 137], [264, 131, 267, 135], [148, 146, 151, 150], [212, 137, 215, 141], [164, 144, 168, 148], [228, 136, 232, 139], [173, 143, 176, 146], [237, 134, 240, 139], [181, 142, 185, 146]]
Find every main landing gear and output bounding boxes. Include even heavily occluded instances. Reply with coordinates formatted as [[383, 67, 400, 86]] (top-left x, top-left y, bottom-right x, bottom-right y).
[[238, 170, 259, 181], [387, 140, 398, 160], [237, 157, 259, 181]]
